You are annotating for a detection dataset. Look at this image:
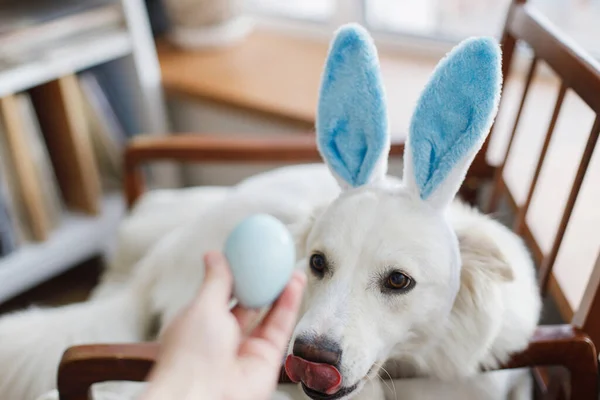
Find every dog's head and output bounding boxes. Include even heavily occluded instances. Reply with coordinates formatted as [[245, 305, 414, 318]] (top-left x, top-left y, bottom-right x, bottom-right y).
[[285, 24, 502, 399]]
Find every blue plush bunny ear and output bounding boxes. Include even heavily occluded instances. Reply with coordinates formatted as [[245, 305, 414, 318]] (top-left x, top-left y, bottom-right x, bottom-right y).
[[403, 37, 502, 209], [316, 24, 390, 189]]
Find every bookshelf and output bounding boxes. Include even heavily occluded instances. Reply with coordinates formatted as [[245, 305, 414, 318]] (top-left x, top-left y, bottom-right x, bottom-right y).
[[0, 194, 124, 302], [0, 30, 133, 98], [0, 0, 176, 304]]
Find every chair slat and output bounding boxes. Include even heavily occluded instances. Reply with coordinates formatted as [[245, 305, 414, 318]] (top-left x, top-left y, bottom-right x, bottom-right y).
[[538, 116, 600, 293], [487, 58, 539, 213], [514, 83, 567, 233]]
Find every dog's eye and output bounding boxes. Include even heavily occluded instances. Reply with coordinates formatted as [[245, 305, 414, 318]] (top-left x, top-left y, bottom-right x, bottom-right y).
[[309, 253, 327, 276], [384, 271, 413, 291]]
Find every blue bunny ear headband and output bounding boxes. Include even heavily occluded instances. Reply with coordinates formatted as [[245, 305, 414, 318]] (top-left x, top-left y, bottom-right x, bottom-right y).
[[316, 23, 502, 209]]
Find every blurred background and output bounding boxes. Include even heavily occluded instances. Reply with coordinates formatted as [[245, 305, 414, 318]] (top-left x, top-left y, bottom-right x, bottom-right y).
[[1, 0, 600, 338]]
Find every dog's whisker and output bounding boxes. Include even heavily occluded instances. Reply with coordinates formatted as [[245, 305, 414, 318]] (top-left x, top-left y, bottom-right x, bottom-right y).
[[380, 376, 397, 400], [365, 372, 387, 397], [376, 374, 397, 399], [372, 361, 397, 400]]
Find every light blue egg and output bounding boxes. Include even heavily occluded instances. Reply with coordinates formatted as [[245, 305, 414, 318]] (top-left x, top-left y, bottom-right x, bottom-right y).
[[224, 214, 296, 309]]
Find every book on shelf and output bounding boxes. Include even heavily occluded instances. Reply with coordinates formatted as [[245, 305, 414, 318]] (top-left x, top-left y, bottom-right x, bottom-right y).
[[0, 94, 60, 242], [86, 62, 155, 184], [16, 93, 64, 230], [29, 75, 102, 216], [0, 197, 17, 258], [78, 71, 126, 191], [0, 124, 21, 257], [88, 62, 141, 138], [0, 0, 123, 71], [0, 115, 30, 244]]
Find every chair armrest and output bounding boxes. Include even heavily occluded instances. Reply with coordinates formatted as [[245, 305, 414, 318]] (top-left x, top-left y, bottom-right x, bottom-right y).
[[501, 325, 596, 370], [499, 325, 598, 399], [124, 133, 405, 208], [56, 325, 597, 400], [57, 343, 158, 400]]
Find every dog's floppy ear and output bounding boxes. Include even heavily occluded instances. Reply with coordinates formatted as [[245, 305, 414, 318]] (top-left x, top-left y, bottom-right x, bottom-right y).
[[457, 229, 514, 283], [316, 23, 390, 190], [403, 37, 502, 209]]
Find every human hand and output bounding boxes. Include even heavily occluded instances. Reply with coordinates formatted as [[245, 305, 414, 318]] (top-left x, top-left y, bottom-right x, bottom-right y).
[[142, 251, 306, 400]]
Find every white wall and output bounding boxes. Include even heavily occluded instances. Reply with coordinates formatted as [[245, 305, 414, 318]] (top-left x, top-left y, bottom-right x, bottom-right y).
[[167, 95, 404, 186]]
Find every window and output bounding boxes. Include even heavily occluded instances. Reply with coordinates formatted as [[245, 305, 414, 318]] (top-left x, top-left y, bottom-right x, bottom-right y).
[[247, 0, 335, 21], [247, 0, 511, 40], [365, 0, 510, 40], [247, 0, 600, 57]]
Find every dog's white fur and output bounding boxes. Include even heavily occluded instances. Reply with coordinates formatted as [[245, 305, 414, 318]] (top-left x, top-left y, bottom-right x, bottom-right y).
[[0, 162, 540, 400]]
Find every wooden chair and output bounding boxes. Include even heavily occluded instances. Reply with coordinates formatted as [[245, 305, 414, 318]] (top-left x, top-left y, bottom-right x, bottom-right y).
[[56, 0, 600, 398]]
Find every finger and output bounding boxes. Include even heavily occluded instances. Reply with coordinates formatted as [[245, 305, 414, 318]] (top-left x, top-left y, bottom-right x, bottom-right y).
[[250, 271, 306, 351], [231, 305, 262, 334], [197, 251, 233, 306]]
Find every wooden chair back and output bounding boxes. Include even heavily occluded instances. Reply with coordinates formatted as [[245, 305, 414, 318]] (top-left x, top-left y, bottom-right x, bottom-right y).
[[470, 0, 600, 349]]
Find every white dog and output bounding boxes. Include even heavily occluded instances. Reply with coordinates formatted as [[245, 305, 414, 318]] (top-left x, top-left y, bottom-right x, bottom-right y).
[[0, 24, 541, 400]]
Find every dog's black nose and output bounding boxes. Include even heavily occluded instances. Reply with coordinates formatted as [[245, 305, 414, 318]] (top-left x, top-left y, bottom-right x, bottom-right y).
[[293, 336, 342, 366]]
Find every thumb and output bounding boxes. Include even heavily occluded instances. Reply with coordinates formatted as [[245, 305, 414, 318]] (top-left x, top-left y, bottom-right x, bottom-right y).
[[198, 251, 233, 306]]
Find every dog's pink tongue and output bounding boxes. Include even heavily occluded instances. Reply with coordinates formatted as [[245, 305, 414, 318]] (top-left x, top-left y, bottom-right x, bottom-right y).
[[285, 355, 342, 395]]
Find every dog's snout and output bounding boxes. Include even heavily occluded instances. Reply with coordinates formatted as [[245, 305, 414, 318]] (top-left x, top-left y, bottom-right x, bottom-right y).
[[293, 336, 342, 366]]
